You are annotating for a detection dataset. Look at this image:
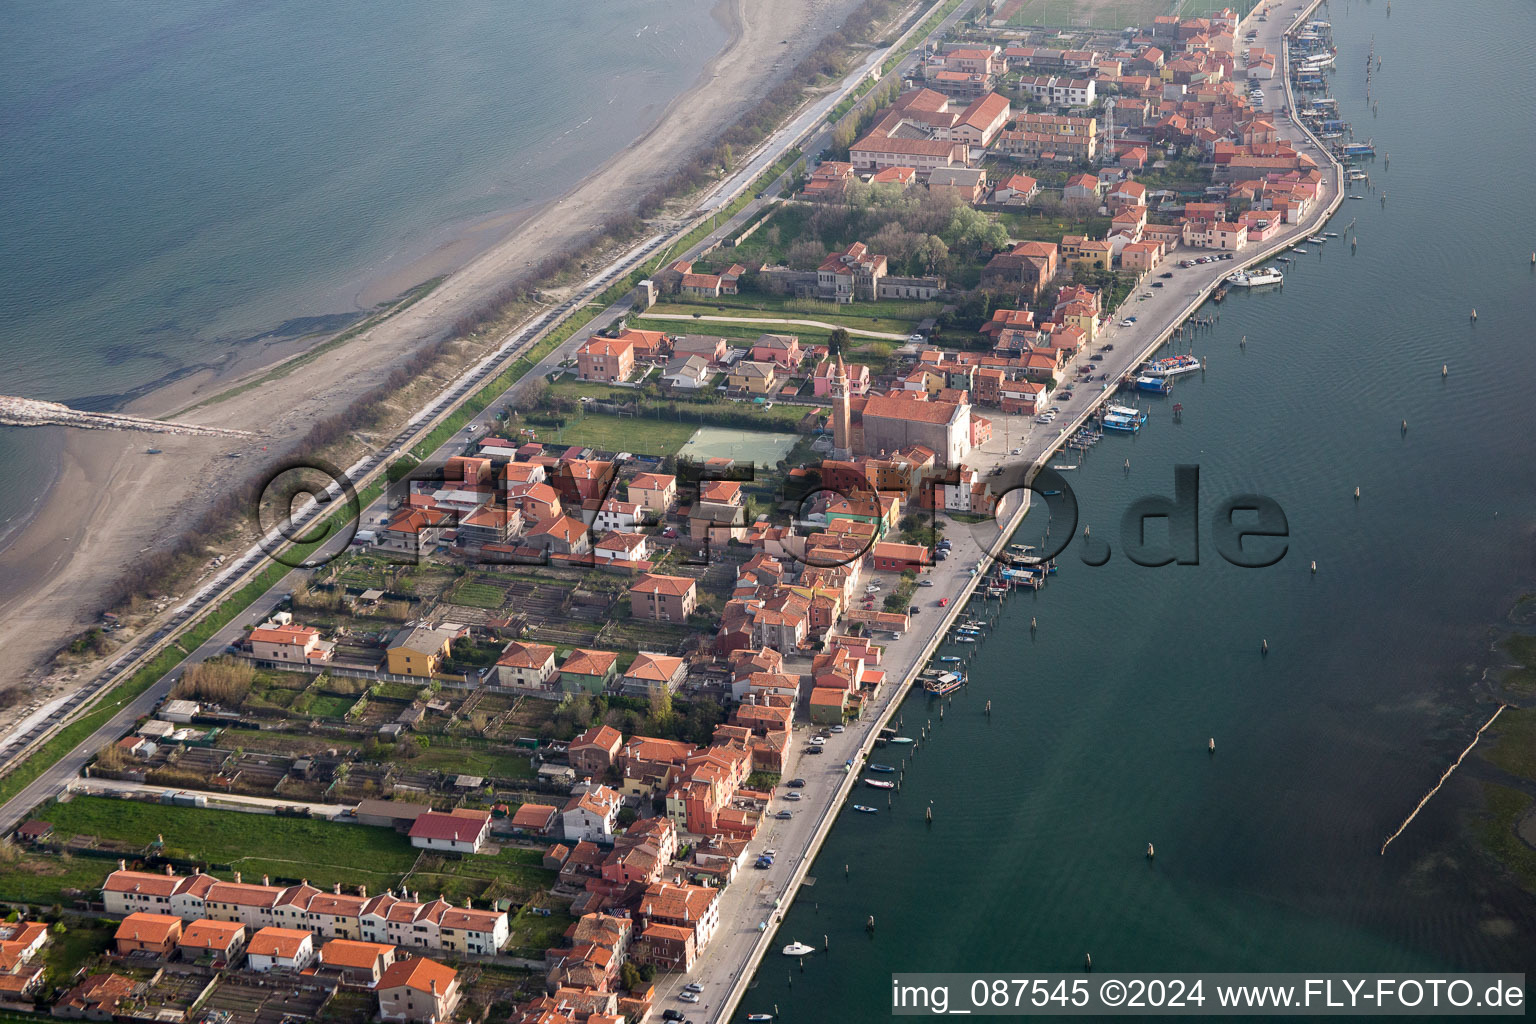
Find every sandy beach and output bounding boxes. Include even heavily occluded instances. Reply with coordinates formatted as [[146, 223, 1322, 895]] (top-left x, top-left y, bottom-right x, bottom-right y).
[[0, 0, 865, 717]]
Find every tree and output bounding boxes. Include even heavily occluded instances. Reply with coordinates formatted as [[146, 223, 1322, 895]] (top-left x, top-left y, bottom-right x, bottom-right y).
[[827, 328, 850, 357], [620, 962, 643, 992]]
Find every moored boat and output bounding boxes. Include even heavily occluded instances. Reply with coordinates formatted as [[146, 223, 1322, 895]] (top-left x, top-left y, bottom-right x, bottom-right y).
[[865, 778, 895, 790], [852, 805, 878, 813], [783, 942, 816, 956], [1134, 375, 1173, 394], [1226, 267, 1284, 287], [868, 763, 895, 773], [1140, 353, 1202, 377]]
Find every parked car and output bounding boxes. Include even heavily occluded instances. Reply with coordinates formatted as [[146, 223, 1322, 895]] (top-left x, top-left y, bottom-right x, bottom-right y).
[[805, 745, 824, 755], [918, 579, 935, 587], [1152, 281, 1163, 287], [785, 792, 804, 800], [831, 725, 845, 733], [684, 984, 704, 994], [775, 810, 793, 820], [787, 778, 807, 787], [1159, 271, 1174, 278]]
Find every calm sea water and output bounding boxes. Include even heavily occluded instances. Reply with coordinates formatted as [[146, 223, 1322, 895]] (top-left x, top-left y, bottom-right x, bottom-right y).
[[0, 0, 725, 533], [741, 1, 1536, 1016]]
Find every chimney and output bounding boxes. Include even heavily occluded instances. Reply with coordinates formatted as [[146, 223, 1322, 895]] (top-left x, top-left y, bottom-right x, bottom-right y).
[[334, 883, 342, 895], [118, 859, 127, 871], [164, 864, 174, 876], [359, 885, 367, 898], [262, 874, 270, 887], [234, 871, 242, 884], [464, 897, 471, 909], [412, 891, 419, 903]]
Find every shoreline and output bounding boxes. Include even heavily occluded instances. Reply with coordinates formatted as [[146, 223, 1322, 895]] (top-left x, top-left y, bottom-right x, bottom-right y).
[[0, 0, 867, 704]]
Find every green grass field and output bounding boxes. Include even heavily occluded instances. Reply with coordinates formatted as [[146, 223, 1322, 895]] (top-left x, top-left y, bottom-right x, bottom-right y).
[[449, 582, 507, 609], [409, 744, 534, 781], [406, 845, 556, 906], [36, 796, 419, 890], [0, 848, 113, 906], [529, 412, 699, 457], [305, 693, 358, 719]]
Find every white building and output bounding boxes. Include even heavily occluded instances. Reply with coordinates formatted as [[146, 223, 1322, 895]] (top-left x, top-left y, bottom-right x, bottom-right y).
[[561, 782, 622, 844]]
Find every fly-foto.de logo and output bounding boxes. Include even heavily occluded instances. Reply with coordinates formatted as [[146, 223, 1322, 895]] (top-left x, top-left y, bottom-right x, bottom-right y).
[[963, 464, 1290, 569]]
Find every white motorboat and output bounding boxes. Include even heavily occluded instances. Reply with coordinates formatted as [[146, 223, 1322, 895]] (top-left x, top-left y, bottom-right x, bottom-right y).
[[783, 941, 816, 956], [1226, 267, 1284, 287]]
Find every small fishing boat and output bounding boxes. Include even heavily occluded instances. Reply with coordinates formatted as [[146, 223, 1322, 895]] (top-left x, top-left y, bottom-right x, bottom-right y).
[[783, 942, 816, 956], [1050, 463, 1077, 470], [1325, 231, 1340, 237], [865, 779, 895, 790], [852, 805, 878, 814], [868, 764, 895, 773], [887, 736, 915, 745], [1349, 194, 1365, 200], [1134, 375, 1172, 394], [1291, 245, 1308, 252], [1276, 256, 1292, 263], [1041, 489, 1063, 496], [937, 656, 961, 663], [747, 1016, 775, 1022], [145, 448, 163, 455], [954, 636, 977, 644], [1307, 235, 1327, 244]]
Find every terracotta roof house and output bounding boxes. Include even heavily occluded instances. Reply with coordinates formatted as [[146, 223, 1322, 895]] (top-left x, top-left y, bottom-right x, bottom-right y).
[[409, 810, 492, 854], [113, 913, 182, 958], [629, 574, 698, 622], [55, 973, 142, 1019], [559, 648, 620, 695], [569, 724, 624, 776], [509, 803, 559, 835], [246, 927, 315, 972], [177, 920, 246, 962], [495, 640, 558, 691], [377, 957, 461, 1024], [617, 652, 687, 699], [321, 938, 397, 986]]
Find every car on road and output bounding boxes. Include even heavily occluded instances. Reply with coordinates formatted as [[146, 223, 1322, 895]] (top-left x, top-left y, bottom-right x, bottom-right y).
[[809, 736, 825, 746], [918, 579, 935, 587], [938, 597, 949, 607], [664, 1012, 685, 1022], [775, 810, 793, 820], [1103, 343, 1115, 350], [1126, 316, 1138, 323], [1152, 281, 1163, 287], [1159, 271, 1174, 278], [1090, 353, 1105, 361], [1011, 448, 1021, 455], [784, 792, 804, 801], [909, 606, 921, 614], [1121, 319, 1135, 327], [680, 993, 701, 1004], [831, 725, 845, 733], [805, 745, 824, 754], [684, 984, 704, 994], [787, 778, 806, 788]]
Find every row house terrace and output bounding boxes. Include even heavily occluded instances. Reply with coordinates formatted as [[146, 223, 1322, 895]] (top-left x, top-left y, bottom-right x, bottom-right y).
[[102, 867, 507, 955]]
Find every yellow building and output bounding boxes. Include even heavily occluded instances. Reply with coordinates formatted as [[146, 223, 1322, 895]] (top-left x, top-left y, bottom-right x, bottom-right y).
[[386, 625, 455, 678], [728, 360, 779, 396]]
